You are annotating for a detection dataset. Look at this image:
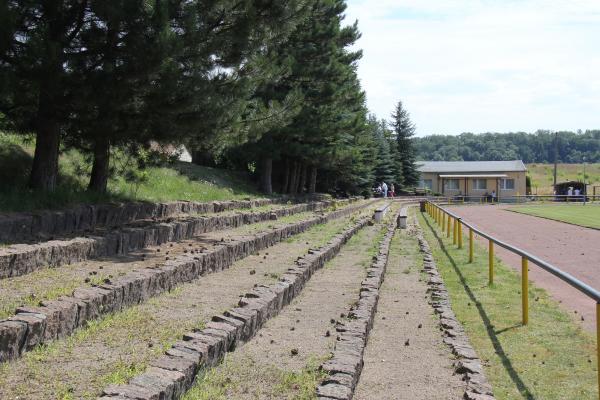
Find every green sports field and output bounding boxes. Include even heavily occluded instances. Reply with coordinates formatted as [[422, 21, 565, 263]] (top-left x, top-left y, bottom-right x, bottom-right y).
[[508, 204, 600, 229]]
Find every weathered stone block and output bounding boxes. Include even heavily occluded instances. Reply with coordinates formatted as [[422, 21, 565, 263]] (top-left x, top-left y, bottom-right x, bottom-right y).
[[0, 320, 27, 361]]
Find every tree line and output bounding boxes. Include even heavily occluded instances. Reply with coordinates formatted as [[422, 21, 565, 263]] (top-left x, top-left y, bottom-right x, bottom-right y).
[[0, 0, 419, 197], [414, 130, 600, 163]]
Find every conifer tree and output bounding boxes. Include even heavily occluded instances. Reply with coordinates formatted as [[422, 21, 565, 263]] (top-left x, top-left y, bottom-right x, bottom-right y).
[[391, 100, 419, 187], [238, 0, 368, 195], [0, 1, 91, 190]]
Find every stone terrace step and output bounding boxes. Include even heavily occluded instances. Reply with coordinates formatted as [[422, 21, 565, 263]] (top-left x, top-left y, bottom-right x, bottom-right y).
[[0, 198, 285, 244], [99, 214, 374, 400], [0, 198, 360, 279], [0, 199, 377, 363]]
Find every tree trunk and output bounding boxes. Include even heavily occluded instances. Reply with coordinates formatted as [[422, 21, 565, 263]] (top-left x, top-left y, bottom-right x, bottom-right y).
[[259, 157, 273, 194], [308, 166, 317, 194], [88, 137, 111, 193], [299, 163, 308, 193], [29, 118, 60, 191], [289, 161, 299, 195], [282, 159, 290, 194]]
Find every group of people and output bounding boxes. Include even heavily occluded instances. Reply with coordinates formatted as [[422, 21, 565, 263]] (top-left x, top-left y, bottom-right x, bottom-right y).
[[483, 190, 497, 202], [375, 182, 396, 198]]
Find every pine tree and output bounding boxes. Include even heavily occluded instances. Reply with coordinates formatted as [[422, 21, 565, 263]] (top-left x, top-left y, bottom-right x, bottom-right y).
[[391, 100, 420, 187], [240, 0, 369, 195], [369, 115, 395, 185], [0, 1, 91, 190]]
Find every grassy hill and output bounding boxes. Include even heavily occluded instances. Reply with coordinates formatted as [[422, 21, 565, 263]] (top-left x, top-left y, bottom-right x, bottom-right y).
[[0, 133, 262, 213], [526, 163, 600, 195]]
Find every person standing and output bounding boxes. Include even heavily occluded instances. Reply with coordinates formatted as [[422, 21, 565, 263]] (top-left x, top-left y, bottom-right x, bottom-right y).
[[390, 184, 395, 198], [382, 181, 388, 198]]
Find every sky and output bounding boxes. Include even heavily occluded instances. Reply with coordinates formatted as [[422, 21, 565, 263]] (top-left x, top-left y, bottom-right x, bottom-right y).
[[344, 0, 600, 136]]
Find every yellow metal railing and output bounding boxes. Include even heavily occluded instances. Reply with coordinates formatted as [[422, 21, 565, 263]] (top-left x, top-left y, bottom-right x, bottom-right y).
[[424, 200, 600, 396]]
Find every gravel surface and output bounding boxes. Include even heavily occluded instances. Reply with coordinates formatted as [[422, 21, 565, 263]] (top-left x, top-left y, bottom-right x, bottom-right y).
[[448, 204, 600, 332], [183, 223, 383, 399], [0, 210, 372, 399], [0, 204, 367, 320], [354, 221, 465, 400]]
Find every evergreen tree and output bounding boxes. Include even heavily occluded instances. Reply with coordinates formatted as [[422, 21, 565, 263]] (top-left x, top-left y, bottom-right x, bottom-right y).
[[368, 115, 395, 184], [239, 0, 368, 195], [0, 1, 91, 190], [391, 100, 419, 187]]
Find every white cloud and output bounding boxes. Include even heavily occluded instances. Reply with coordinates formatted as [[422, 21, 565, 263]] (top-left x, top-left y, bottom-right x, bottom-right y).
[[344, 0, 600, 135]]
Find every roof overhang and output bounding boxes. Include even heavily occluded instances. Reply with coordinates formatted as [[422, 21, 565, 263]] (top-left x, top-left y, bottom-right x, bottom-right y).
[[438, 174, 508, 178]]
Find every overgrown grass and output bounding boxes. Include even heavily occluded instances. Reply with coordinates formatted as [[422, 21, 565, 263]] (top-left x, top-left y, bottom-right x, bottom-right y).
[[0, 268, 114, 320], [508, 204, 600, 229], [418, 212, 597, 400], [527, 163, 600, 195], [182, 355, 326, 400], [0, 132, 261, 212]]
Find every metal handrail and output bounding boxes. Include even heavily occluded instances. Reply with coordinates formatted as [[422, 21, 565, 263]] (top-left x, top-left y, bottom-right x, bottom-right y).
[[427, 201, 600, 302], [424, 199, 600, 395]]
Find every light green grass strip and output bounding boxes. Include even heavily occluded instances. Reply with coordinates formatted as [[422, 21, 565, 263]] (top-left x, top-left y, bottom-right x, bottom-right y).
[[508, 204, 600, 230], [418, 212, 597, 400]]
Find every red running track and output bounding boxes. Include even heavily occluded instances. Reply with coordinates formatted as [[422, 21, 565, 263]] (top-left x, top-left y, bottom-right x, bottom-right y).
[[447, 204, 600, 332]]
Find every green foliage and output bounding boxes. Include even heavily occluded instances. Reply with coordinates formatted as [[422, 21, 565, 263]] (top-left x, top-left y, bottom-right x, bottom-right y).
[[0, 132, 258, 212], [391, 100, 419, 187], [414, 130, 600, 163]]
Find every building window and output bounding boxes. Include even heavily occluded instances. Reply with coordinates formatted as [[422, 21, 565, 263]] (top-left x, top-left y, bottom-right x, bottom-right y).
[[472, 179, 487, 190], [445, 179, 459, 190], [423, 179, 433, 190], [501, 178, 515, 190]]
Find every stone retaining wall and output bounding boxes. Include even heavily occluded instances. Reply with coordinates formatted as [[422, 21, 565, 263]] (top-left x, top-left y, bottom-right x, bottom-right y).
[[416, 223, 495, 400], [0, 198, 284, 244], [316, 218, 397, 400], [0, 198, 360, 279], [0, 199, 376, 363], [98, 215, 373, 400]]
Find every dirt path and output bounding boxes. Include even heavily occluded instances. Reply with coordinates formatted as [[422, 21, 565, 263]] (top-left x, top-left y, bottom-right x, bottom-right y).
[[180, 222, 383, 399], [0, 211, 371, 399], [353, 220, 465, 400], [0, 203, 371, 320], [448, 204, 600, 332]]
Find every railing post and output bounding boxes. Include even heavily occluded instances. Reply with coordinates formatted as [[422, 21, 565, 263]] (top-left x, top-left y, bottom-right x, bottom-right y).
[[469, 228, 474, 263], [489, 240, 494, 286], [442, 212, 446, 231], [447, 216, 451, 238], [458, 220, 463, 248], [452, 218, 456, 244], [453, 218, 457, 244], [522, 257, 529, 325]]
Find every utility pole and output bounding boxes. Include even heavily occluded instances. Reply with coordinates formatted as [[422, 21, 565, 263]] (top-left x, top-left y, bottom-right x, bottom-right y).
[[553, 131, 558, 190], [583, 156, 587, 205]]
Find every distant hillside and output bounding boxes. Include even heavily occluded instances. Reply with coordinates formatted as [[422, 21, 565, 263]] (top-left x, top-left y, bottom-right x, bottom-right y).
[[414, 131, 600, 163], [527, 163, 600, 194]]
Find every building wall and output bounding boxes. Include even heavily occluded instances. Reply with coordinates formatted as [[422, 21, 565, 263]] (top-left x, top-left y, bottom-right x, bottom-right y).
[[419, 171, 526, 197]]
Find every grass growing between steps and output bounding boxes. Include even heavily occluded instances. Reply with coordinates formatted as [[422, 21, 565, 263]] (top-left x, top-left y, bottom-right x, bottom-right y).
[[417, 212, 597, 400], [182, 356, 327, 400], [0, 212, 366, 399]]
